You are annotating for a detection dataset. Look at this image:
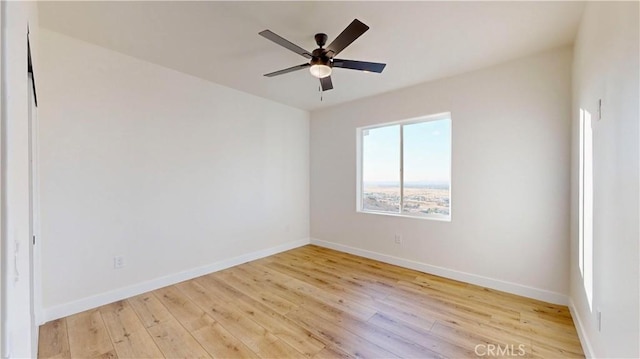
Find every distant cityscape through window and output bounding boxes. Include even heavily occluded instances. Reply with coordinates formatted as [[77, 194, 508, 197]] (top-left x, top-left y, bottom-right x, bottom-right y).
[[358, 114, 451, 220]]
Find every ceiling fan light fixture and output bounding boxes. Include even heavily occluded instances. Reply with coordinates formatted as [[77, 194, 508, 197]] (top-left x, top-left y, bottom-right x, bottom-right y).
[[309, 64, 332, 78]]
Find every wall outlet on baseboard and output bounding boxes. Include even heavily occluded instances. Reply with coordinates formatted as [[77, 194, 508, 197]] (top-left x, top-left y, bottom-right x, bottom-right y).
[[113, 256, 125, 269], [394, 234, 403, 245]]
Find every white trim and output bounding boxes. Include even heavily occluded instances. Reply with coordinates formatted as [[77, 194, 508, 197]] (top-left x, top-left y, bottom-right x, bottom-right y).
[[42, 238, 310, 323], [355, 127, 363, 212], [310, 238, 568, 305], [355, 209, 451, 222], [27, 69, 40, 356], [0, 0, 3, 352], [360, 111, 452, 131], [569, 298, 595, 358]]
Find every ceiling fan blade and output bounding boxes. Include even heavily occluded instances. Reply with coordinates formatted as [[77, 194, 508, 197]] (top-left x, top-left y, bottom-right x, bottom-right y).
[[264, 63, 310, 77], [320, 76, 333, 91], [332, 59, 386, 73], [259, 30, 312, 59], [326, 19, 369, 56]]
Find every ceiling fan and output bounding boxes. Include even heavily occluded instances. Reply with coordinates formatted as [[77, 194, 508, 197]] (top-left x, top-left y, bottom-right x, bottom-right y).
[[259, 19, 386, 91]]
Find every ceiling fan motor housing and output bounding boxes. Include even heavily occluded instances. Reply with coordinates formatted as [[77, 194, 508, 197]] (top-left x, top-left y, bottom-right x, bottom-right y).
[[311, 48, 332, 67]]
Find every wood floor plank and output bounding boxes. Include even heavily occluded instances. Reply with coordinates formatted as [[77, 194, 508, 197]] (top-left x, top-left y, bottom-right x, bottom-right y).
[[154, 286, 215, 332], [531, 339, 586, 358], [429, 321, 530, 357], [37, 319, 70, 359], [368, 312, 437, 348], [39, 245, 584, 359], [284, 254, 390, 301], [285, 306, 400, 359], [367, 298, 437, 331], [127, 292, 173, 328], [499, 312, 582, 349], [238, 263, 311, 305], [93, 350, 117, 359], [330, 312, 447, 359], [249, 259, 379, 322], [263, 250, 383, 303], [255, 339, 306, 359], [66, 309, 115, 358], [200, 275, 326, 357], [400, 278, 522, 322], [380, 291, 492, 328], [297, 246, 418, 283], [191, 320, 260, 359], [294, 296, 452, 359], [99, 300, 164, 358], [435, 314, 536, 351], [215, 268, 298, 315], [312, 345, 354, 359], [176, 279, 279, 353], [146, 319, 211, 358], [267, 266, 377, 321]]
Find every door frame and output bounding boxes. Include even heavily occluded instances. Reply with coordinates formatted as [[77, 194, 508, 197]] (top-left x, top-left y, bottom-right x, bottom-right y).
[[0, 1, 4, 353], [27, 31, 42, 355]]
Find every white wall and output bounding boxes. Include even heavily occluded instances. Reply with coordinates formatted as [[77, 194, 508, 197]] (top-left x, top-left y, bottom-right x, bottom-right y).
[[1, 1, 40, 357], [37, 29, 309, 320], [311, 47, 572, 304], [570, 2, 639, 358]]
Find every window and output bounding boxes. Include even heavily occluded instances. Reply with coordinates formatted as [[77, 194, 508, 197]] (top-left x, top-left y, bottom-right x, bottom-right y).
[[357, 113, 451, 220], [579, 108, 593, 309]]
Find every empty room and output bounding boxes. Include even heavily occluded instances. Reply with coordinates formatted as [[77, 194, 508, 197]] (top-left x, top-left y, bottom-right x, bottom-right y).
[[1, 1, 638, 358]]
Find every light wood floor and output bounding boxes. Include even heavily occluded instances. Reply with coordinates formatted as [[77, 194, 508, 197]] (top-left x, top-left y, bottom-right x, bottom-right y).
[[38, 245, 584, 358]]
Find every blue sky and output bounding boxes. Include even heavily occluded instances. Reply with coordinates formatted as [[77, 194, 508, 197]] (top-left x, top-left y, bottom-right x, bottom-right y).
[[362, 119, 451, 184]]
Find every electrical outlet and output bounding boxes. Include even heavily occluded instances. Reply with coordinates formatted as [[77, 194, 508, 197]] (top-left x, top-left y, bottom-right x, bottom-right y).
[[113, 256, 125, 269], [394, 234, 403, 245]]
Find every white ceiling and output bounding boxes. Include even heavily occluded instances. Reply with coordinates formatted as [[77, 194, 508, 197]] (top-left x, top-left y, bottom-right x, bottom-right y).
[[38, 1, 585, 111]]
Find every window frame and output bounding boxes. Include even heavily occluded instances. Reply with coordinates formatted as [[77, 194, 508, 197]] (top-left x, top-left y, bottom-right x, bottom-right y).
[[578, 108, 594, 310], [356, 112, 452, 221]]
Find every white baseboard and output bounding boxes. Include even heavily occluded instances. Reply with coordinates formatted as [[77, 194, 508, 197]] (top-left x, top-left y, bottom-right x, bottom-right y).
[[42, 238, 310, 323], [310, 238, 568, 305], [568, 298, 595, 358]]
